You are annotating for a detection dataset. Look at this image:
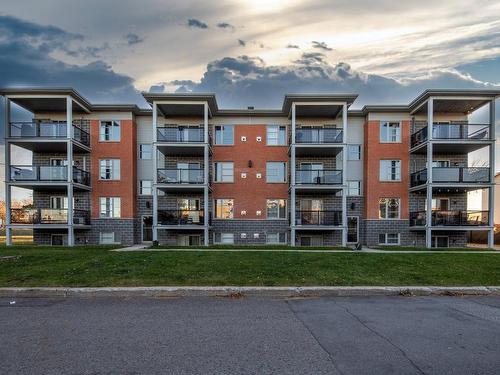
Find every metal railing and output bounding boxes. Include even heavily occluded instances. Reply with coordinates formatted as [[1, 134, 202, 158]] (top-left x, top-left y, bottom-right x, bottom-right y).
[[295, 210, 342, 226], [296, 169, 342, 185], [157, 210, 205, 225], [157, 127, 205, 143], [410, 210, 489, 226], [295, 128, 343, 144], [411, 123, 490, 147], [10, 208, 90, 225], [157, 168, 204, 184], [9, 121, 90, 146], [10, 165, 91, 186], [410, 167, 490, 186]]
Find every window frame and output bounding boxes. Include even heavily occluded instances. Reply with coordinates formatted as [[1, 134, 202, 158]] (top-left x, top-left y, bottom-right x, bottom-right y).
[[266, 199, 287, 219], [214, 232, 235, 244], [214, 199, 234, 219], [99, 120, 121, 142], [347, 144, 361, 160], [214, 162, 234, 183], [214, 125, 234, 145], [266, 161, 287, 183], [378, 198, 401, 219], [378, 233, 400, 245], [139, 180, 153, 196], [266, 232, 286, 244], [380, 121, 401, 143], [266, 125, 287, 146], [139, 144, 152, 160], [347, 181, 361, 196], [379, 160, 401, 182], [99, 197, 121, 218], [99, 159, 121, 180]]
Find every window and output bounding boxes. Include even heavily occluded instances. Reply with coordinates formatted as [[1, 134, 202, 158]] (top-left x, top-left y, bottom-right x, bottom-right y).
[[100, 232, 118, 244], [177, 235, 200, 246], [140, 144, 152, 159], [347, 181, 361, 196], [267, 125, 286, 145], [51, 235, 64, 246], [432, 236, 449, 248], [266, 199, 286, 219], [99, 121, 121, 141], [215, 232, 234, 244], [215, 199, 234, 219], [215, 125, 234, 145], [379, 198, 400, 219], [266, 162, 286, 183], [140, 180, 152, 195], [50, 196, 68, 209], [380, 122, 401, 143], [214, 162, 234, 182], [379, 233, 400, 245], [380, 160, 401, 181], [100, 197, 121, 218], [266, 233, 286, 244], [347, 145, 361, 160], [99, 159, 120, 180]]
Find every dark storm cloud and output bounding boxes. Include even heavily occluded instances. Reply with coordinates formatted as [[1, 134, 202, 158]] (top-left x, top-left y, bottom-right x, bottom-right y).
[[311, 41, 332, 51], [125, 33, 144, 46], [238, 39, 246, 47], [217, 22, 234, 30], [286, 44, 300, 49], [187, 18, 208, 29]]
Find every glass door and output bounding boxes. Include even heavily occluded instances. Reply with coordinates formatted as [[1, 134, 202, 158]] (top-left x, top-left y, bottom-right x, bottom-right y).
[[177, 162, 200, 183], [142, 216, 153, 242], [347, 216, 359, 243], [300, 199, 323, 225]]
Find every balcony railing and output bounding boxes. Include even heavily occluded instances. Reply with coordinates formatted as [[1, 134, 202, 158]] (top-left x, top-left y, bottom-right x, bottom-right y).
[[410, 167, 490, 186], [157, 168, 204, 184], [10, 165, 91, 186], [10, 208, 90, 225], [157, 210, 205, 225], [296, 128, 343, 144], [295, 210, 342, 226], [296, 169, 342, 185], [411, 123, 490, 147], [9, 121, 90, 146], [157, 127, 204, 143], [410, 210, 489, 226]]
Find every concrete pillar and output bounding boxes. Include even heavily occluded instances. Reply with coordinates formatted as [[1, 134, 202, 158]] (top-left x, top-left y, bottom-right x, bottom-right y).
[[290, 103, 296, 246], [152, 102, 158, 242], [425, 98, 434, 248], [488, 99, 496, 248], [4, 98, 12, 246], [342, 103, 348, 246], [66, 97, 74, 246], [204, 103, 210, 246]]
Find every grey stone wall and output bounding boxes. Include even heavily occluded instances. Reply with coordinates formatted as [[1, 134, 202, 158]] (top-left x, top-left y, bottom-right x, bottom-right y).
[[87, 219, 136, 245], [364, 219, 412, 246], [211, 219, 289, 245], [295, 230, 342, 246]]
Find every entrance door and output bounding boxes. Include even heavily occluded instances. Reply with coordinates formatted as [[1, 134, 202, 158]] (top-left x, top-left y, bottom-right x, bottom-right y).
[[347, 216, 359, 243], [142, 216, 153, 242]]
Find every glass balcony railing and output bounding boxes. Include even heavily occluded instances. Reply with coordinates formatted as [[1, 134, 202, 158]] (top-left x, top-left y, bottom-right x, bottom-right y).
[[411, 123, 490, 147], [10, 166, 91, 186], [9, 121, 90, 146], [157, 169, 204, 184], [157, 210, 205, 225], [296, 169, 342, 185], [410, 210, 489, 226], [10, 208, 90, 225], [410, 167, 490, 186], [295, 210, 342, 226], [295, 128, 343, 144], [157, 127, 204, 143]]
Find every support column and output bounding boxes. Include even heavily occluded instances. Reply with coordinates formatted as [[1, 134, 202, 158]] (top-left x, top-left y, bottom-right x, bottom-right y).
[[66, 97, 74, 246], [290, 103, 296, 246], [203, 103, 209, 246], [4, 98, 12, 246], [341, 104, 348, 246], [488, 99, 496, 248], [152, 102, 158, 242], [425, 98, 434, 248]]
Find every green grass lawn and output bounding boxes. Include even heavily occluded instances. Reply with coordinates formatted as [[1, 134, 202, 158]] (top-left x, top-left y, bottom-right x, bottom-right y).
[[154, 244, 351, 250], [0, 245, 499, 287], [372, 246, 494, 251]]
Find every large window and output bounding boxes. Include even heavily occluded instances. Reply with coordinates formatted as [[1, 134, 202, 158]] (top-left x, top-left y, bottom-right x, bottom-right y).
[[380, 160, 401, 181], [379, 198, 400, 219], [347, 145, 361, 160], [215, 125, 234, 145], [139, 180, 152, 195], [215, 199, 234, 219], [139, 144, 152, 159], [100, 197, 121, 218], [99, 159, 120, 180], [99, 121, 121, 141], [267, 125, 286, 145], [378, 233, 400, 245], [380, 122, 401, 143], [214, 232, 234, 244], [266, 233, 286, 244], [347, 181, 361, 196], [266, 162, 286, 183], [100, 232, 119, 244], [266, 199, 286, 219], [214, 162, 234, 182]]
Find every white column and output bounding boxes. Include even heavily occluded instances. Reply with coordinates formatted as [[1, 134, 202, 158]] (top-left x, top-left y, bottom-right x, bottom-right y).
[[4, 98, 12, 246], [342, 103, 348, 246], [152, 102, 158, 242], [290, 103, 296, 246], [425, 99, 434, 248], [66, 97, 74, 246], [488, 99, 496, 248], [204, 103, 210, 246]]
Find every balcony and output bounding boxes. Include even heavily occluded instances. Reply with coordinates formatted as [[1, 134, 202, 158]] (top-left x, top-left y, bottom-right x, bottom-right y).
[[156, 126, 206, 156], [157, 168, 205, 192], [410, 123, 491, 152], [157, 210, 205, 227], [295, 169, 343, 193], [410, 210, 489, 227], [8, 121, 90, 149], [10, 208, 90, 226], [294, 210, 342, 227], [294, 128, 343, 156], [10, 166, 91, 188], [410, 167, 490, 187]]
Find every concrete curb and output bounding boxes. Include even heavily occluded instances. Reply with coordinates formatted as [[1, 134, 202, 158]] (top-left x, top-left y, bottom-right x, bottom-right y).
[[1, 286, 499, 298]]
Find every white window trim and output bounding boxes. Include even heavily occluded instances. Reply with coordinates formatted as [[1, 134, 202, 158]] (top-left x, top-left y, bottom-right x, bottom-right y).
[[266, 199, 287, 220], [214, 162, 234, 183], [99, 197, 121, 219], [347, 144, 362, 160], [99, 159, 121, 181], [379, 160, 401, 182], [347, 180, 361, 196], [380, 121, 402, 144], [378, 233, 400, 245], [266, 161, 287, 183], [266, 125, 287, 146], [378, 198, 401, 220], [139, 144, 152, 160], [139, 180, 153, 196], [99, 120, 121, 142], [214, 125, 234, 145]]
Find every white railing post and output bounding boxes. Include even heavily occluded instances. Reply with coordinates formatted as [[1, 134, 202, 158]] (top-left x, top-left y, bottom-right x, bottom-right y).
[[488, 99, 496, 248], [204, 102, 209, 246], [290, 103, 296, 246], [66, 97, 74, 246], [425, 98, 434, 248], [152, 102, 158, 243]]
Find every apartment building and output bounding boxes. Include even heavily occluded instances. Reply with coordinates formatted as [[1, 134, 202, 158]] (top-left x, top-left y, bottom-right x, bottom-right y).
[[2, 88, 497, 248]]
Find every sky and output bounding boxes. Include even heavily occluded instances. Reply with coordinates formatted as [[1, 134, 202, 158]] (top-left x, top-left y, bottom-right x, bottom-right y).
[[0, 0, 499, 199]]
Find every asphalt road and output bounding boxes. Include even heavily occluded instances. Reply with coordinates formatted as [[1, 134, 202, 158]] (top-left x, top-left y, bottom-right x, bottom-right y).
[[1, 295, 499, 375]]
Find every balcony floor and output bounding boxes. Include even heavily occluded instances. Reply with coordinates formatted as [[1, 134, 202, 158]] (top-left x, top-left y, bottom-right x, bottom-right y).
[[7, 138, 90, 153], [156, 143, 207, 156], [293, 225, 343, 231], [410, 140, 493, 154], [292, 144, 343, 157], [293, 185, 344, 194], [409, 183, 493, 194], [7, 181, 91, 192]]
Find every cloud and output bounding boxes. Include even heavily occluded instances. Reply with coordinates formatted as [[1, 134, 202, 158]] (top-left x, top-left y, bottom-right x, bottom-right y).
[[311, 41, 332, 51], [125, 33, 144, 46], [164, 54, 500, 109], [187, 18, 208, 29], [238, 39, 246, 47], [286, 44, 300, 49], [217, 22, 234, 30]]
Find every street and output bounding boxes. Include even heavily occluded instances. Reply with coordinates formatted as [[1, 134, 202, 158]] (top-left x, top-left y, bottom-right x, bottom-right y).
[[1, 295, 499, 374]]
